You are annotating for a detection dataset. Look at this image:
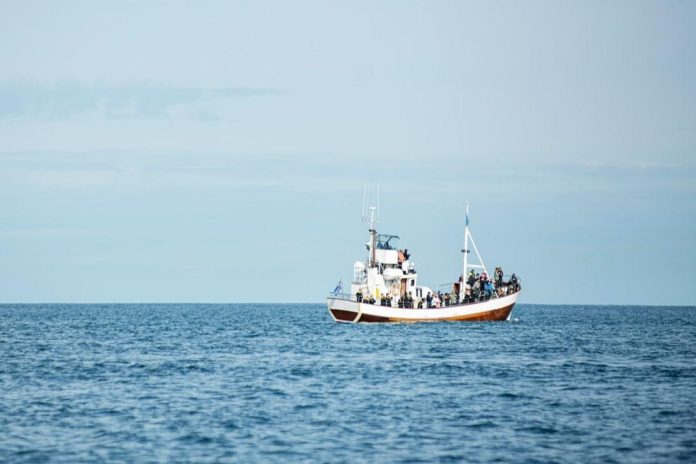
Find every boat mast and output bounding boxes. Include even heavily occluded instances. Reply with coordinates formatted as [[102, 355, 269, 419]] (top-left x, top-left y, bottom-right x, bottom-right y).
[[363, 182, 378, 269], [368, 206, 377, 268], [462, 203, 470, 302], [461, 203, 490, 302]]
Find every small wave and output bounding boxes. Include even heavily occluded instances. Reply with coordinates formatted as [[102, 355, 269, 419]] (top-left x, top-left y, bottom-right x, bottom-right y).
[[518, 425, 558, 435], [178, 433, 214, 445], [289, 367, 313, 378], [468, 420, 497, 429]]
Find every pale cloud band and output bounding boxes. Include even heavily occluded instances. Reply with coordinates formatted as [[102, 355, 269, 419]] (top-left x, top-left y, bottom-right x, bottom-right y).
[[0, 81, 283, 121]]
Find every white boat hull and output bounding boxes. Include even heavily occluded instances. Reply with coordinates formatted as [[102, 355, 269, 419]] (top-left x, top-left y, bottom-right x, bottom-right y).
[[326, 291, 519, 323]]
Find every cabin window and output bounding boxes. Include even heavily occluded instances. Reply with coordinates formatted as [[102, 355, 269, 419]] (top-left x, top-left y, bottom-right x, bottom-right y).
[[411, 279, 415, 286], [376, 234, 400, 250]]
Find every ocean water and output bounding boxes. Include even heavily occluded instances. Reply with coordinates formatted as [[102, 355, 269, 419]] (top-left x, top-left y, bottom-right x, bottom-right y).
[[1, 304, 695, 463]]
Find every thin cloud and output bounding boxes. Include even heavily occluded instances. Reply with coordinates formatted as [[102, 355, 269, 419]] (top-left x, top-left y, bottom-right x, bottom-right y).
[[0, 81, 283, 121], [0, 227, 107, 240], [1, 150, 693, 198]]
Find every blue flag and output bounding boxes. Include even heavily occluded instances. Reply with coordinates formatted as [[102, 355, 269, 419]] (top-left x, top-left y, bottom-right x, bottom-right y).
[[332, 279, 343, 295]]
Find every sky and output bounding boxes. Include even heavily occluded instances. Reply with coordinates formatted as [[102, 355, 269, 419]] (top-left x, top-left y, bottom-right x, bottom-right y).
[[0, 1, 694, 305]]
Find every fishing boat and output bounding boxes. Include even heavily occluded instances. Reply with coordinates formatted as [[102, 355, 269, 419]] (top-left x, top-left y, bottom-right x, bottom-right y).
[[327, 193, 521, 323]]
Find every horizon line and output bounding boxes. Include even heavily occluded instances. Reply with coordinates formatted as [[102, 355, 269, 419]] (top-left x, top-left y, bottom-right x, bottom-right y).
[[0, 302, 694, 308]]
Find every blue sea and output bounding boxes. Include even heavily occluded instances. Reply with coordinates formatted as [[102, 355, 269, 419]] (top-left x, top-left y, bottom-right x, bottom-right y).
[[1, 304, 695, 463]]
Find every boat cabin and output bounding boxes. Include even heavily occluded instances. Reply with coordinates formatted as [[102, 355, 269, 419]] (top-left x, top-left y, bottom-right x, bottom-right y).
[[351, 232, 432, 307]]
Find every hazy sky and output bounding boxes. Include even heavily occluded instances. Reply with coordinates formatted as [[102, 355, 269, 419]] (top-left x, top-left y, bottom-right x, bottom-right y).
[[1, 1, 694, 305]]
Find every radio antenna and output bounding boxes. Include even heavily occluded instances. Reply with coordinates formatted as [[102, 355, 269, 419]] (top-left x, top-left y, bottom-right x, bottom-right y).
[[361, 182, 382, 225], [361, 181, 368, 221]]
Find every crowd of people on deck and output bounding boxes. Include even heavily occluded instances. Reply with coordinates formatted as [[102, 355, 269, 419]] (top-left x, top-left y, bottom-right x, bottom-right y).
[[422, 269, 520, 308], [354, 267, 520, 308], [454, 268, 519, 305]]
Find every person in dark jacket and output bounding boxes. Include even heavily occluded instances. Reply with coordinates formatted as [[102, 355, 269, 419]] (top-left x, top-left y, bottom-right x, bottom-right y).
[[510, 274, 519, 292], [467, 271, 476, 286]]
